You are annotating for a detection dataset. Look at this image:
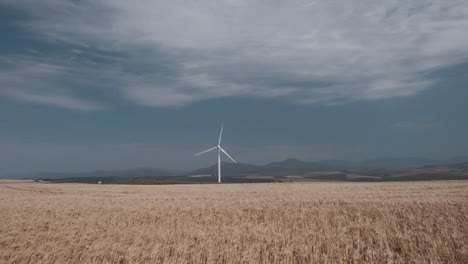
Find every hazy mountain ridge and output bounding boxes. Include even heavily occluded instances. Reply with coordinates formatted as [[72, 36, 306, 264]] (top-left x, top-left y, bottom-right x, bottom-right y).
[[190, 156, 468, 176], [191, 158, 334, 176], [2, 156, 468, 180], [3, 168, 174, 180]]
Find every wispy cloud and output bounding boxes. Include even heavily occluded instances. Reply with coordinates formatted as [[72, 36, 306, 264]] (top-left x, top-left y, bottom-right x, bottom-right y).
[[2, 0, 468, 108], [1, 89, 104, 111], [0, 58, 106, 110]]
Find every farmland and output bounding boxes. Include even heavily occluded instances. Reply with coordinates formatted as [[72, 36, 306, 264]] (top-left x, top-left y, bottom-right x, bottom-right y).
[[1, 180, 467, 263]]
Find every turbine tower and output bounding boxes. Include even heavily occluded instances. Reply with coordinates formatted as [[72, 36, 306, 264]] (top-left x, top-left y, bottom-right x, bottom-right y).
[[195, 124, 237, 183]]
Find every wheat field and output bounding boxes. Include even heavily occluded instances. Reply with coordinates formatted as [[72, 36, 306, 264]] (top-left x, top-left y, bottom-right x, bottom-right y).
[[0, 180, 467, 263]]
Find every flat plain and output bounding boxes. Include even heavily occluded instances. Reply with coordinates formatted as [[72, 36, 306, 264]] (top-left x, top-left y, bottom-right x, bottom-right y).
[[1, 180, 467, 263]]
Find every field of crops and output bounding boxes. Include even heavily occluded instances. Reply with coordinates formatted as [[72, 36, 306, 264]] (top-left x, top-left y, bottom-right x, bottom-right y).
[[1, 180, 467, 263]]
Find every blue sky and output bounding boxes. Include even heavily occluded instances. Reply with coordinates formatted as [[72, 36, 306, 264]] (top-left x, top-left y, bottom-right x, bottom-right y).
[[1, 0, 468, 174]]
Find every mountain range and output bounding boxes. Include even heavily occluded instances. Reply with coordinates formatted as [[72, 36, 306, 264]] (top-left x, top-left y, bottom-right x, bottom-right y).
[[191, 156, 468, 176], [3, 156, 468, 179]]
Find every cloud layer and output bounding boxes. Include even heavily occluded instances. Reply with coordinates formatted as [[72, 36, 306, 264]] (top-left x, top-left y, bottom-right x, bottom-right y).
[[2, 0, 468, 109]]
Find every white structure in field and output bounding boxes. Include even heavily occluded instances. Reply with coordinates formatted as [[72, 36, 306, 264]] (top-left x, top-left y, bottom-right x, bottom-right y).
[[195, 124, 237, 183]]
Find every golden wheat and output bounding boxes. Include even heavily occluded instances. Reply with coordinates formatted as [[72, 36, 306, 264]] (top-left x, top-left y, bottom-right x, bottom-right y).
[[1, 180, 467, 263]]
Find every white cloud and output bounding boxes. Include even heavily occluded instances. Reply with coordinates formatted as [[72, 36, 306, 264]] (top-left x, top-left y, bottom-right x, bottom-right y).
[[0, 59, 106, 110], [1, 89, 104, 111], [3, 0, 468, 107]]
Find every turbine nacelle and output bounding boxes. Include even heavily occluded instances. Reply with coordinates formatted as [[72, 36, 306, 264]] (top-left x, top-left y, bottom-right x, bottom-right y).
[[195, 146, 237, 164]]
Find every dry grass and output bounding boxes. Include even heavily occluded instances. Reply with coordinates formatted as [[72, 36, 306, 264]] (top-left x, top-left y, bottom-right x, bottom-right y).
[[1, 180, 467, 263]]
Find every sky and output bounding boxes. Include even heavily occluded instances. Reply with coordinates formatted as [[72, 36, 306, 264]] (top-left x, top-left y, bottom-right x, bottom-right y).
[[1, 0, 468, 174]]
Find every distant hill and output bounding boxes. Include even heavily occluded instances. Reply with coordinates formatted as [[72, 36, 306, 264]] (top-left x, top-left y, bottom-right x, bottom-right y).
[[12, 168, 175, 180], [359, 157, 440, 169], [456, 162, 468, 170], [190, 158, 337, 176], [322, 156, 468, 169], [447, 156, 468, 164], [189, 157, 468, 178], [316, 159, 357, 169], [5, 156, 468, 182], [38, 159, 468, 184], [190, 162, 262, 176], [263, 158, 333, 172]]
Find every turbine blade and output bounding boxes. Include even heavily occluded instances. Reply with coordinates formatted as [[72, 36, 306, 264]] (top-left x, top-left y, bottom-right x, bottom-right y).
[[195, 146, 217, 156], [218, 123, 224, 146], [219, 147, 237, 163]]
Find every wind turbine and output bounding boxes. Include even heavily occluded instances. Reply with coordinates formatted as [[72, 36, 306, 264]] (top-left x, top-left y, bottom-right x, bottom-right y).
[[195, 124, 237, 183]]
